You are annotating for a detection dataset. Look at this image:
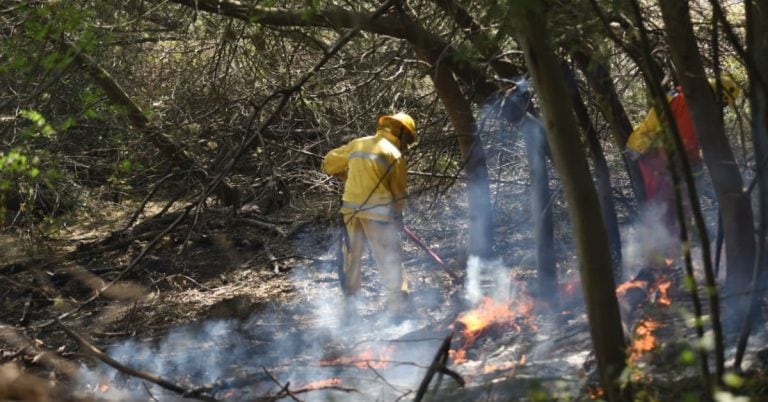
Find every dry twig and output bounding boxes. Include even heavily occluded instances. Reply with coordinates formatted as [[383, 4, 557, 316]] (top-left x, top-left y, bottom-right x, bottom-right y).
[[56, 319, 218, 402]]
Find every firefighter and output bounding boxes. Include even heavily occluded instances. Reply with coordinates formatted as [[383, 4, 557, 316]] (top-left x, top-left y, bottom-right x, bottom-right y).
[[625, 76, 741, 229], [322, 113, 416, 317]]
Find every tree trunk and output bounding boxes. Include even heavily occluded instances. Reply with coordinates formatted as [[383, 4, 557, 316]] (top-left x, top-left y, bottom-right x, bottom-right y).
[[522, 117, 558, 307], [491, 86, 558, 306], [748, 0, 768, 299], [658, 0, 756, 302], [735, 0, 768, 369], [516, 4, 628, 401], [562, 64, 623, 277], [747, 0, 768, 289], [426, 56, 495, 259], [572, 48, 647, 204]]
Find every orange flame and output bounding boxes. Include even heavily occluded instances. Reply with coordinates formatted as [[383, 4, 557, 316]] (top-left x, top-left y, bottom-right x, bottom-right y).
[[629, 318, 662, 361], [320, 345, 395, 369], [615, 279, 648, 298], [587, 385, 604, 400], [653, 278, 672, 306], [451, 296, 536, 364], [616, 275, 672, 306], [449, 349, 467, 364], [301, 378, 342, 390]]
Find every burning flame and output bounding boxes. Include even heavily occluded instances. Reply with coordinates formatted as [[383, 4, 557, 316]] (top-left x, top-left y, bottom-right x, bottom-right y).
[[451, 296, 536, 364], [300, 378, 343, 390], [587, 384, 604, 400], [653, 278, 672, 306], [616, 264, 674, 362], [629, 318, 662, 361], [320, 345, 395, 369], [615, 279, 647, 298]]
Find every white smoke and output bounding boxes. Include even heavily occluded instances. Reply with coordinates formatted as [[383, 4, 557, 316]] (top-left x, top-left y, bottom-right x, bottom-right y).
[[465, 255, 512, 304], [621, 203, 679, 280]]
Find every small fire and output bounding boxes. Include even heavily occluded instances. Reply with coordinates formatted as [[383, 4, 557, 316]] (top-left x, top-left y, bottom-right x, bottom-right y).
[[300, 378, 343, 390], [615, 279, 647, 298], [561, 281, 578, 297], [449, 348, 467, 364], [451, 296, 536, 364], [629, 318, 662, 361], [653, 278, 672, 306], [320, 345, 395, 369], [587, 384, 604, 400], [615, 276, 672, 307]]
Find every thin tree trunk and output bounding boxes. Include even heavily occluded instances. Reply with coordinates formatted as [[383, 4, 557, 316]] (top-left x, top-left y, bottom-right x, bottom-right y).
[[523, 116, 557, 306], [572, 48, 647, 204], [516, 4, 628, 400], [658, 0, 756, 307], [734, 0, 768, 370], [490, 86, 558, 306], [426, 56, 495, 259], [562, 64, 623, 276]]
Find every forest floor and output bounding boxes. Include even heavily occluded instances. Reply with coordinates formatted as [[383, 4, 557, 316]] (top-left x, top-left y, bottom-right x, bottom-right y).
[[2, 182, 768, 401]]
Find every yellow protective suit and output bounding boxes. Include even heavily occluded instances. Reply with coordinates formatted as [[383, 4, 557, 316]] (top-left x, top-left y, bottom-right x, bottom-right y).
[[323, 126, 409, 307], [323, 128, 408, 221]]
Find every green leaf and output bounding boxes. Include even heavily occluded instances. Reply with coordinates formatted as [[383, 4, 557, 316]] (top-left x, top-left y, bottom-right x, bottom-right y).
[[722, 372, 745, 388], [678, 348, 695, 365]]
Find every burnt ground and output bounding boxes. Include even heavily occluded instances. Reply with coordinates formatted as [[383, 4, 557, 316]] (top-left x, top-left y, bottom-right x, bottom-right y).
[[2, 180, 768, 402]]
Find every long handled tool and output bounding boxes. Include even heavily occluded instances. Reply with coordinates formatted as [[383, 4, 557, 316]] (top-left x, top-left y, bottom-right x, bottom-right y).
[[402, 225, 460, 282], [336, 215, 349, 294]]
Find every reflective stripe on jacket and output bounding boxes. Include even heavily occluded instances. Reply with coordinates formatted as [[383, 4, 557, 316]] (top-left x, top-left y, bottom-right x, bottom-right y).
[[323, 128, 407, 221]]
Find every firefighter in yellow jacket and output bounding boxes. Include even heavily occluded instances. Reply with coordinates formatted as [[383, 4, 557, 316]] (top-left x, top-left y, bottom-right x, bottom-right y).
[[322, 113, 416, 314], [625, 77, 740, 228]]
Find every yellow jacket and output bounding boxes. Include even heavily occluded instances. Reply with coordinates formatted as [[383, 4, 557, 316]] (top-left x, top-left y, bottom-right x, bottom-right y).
[[323, 128, 407, 221], [625, 90, 702, 164], [626, 107, 663, 154]]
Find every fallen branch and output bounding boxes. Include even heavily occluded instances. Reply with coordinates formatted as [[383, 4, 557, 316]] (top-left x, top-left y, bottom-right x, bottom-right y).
[[414, 332, 463, 402], [56, 319, 218, 402], [235, 217, 286, 237], [0, 322, 79, 377]]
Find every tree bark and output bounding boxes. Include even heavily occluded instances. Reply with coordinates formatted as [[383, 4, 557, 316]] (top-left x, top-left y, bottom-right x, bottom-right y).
[[426, 57, 495, 259], [734, 0, 768, 370], [489, 85, 558, 305], [658, 0, 756, 301], [571, 48, 646, 204], [516, 4, 628, 400], [522, 116, 557, 306], [562, 64, 623, 276]]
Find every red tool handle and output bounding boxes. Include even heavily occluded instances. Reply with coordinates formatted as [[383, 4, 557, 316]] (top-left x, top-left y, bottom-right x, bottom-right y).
[[402, 225, 459, 281]]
